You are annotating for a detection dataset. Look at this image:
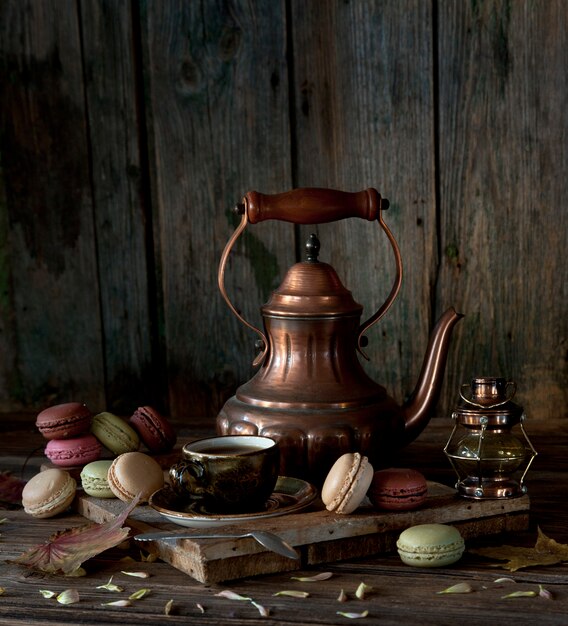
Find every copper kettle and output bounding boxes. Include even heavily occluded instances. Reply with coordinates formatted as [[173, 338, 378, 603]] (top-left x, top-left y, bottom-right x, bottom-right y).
[[217, 188, 462, 484]]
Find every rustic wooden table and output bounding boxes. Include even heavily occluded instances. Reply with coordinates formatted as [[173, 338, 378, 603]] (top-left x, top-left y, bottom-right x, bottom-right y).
[[1, 414, 567, 625]]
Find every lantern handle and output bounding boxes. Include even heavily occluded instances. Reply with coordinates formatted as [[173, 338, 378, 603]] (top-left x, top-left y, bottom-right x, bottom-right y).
[[459, 380, 517, 409]]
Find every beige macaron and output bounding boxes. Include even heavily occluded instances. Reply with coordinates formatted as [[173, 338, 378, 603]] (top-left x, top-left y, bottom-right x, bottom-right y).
[[22, 468, 77, 518], [108, 452, 164, 502], [321, 452, 374, 514]]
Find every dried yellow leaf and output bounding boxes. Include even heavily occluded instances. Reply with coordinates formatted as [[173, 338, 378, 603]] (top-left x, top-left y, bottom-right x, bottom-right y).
[[470, 527, 568, 572]]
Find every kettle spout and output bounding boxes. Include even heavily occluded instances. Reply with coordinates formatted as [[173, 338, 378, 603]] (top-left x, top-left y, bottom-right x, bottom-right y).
[[402, 307, 463, 445]]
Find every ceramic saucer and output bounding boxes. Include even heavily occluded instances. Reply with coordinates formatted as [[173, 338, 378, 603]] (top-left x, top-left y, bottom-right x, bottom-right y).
[[149, 476, 318, 528]]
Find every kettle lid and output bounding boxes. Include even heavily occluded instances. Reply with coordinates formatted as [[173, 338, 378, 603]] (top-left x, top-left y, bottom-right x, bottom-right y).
[[262, 234, 362, 317]]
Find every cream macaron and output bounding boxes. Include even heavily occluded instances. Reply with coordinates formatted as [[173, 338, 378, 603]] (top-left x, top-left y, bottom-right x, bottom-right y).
[[396, 523, 465, 567], [321, 452, 374, 514]]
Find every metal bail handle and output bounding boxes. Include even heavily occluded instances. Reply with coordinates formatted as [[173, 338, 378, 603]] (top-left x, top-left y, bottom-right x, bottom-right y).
[[217, 187, 403, 366]]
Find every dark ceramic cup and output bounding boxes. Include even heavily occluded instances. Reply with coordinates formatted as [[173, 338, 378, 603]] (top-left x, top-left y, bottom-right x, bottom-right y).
[[169, 435, 280, 513]]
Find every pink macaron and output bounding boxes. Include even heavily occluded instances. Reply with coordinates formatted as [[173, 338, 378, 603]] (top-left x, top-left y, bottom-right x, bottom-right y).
[[45, 434, 102, 468], [368, 468, 428, 511], [129, 406, 177, 454], [36, 402, 93, 440]]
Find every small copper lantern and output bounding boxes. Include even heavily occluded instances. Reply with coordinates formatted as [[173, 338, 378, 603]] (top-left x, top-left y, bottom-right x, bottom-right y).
[[444, 377, 537, 499]]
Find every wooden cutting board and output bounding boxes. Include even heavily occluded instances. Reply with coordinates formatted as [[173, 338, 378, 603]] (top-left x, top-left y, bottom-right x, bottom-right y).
[[76, 482, 530, 584]]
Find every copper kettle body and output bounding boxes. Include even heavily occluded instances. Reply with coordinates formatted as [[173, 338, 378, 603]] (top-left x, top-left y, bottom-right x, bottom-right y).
[[217, 188, 462, 484]]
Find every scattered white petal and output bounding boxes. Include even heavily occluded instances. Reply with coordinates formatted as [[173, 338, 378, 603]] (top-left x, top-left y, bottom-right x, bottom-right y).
[[355, 582, 372, 599], [437, 582, 474, 595], [337, 609, 369, 619], [57, 589, 80, 605], [539, 585, 553, 600], [102, 600, 132, 607], [65, 567, 87, 577], [196, 603, 205, 613], [502, 590, 537, 599], [39, 590, 56, 599], [273, 590, 310, 598], [121, 571, 150, 578], [251, 601, 270, 617], [164, 598, 174, 615], [494, 577, 516, 584], [290, 572, 333, 582], [215, 590, 252, 601], [337, 589, 348, 602], [96, 576, 123, 592], [119, 555, 136, 563], [129, 588, 151, 600]]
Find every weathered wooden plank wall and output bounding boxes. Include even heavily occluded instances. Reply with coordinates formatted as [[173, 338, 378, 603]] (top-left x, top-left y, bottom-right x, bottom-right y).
[[0, 0, 566, 423]]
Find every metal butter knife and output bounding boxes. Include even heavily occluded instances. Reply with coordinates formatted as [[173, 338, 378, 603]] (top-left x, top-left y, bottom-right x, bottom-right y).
[[134, 529, 299, 560]]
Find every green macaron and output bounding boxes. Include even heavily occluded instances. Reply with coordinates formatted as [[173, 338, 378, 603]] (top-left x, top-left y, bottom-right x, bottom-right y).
[[396, 523, 465, 568], [91, 412, 140, 455], [80, 460, 115, 498]]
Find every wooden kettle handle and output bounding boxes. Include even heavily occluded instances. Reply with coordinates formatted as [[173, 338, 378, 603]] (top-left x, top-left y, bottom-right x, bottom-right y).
[[240, 187, 389, 224], [220, 187, 401, 365]]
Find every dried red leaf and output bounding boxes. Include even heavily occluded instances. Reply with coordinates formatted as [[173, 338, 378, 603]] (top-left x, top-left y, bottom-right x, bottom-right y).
[[0, 471, 26, 506], [9, 495, 140, 574]]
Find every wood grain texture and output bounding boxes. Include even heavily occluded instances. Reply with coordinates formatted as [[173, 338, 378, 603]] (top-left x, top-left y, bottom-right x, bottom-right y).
[[436, 0, 568, 418], [141, 0, 295, 419], [289, 0, 441, 408], [0, 1, 566, 424], [0, 0, 104, 411], [79, 0, 155, 413]]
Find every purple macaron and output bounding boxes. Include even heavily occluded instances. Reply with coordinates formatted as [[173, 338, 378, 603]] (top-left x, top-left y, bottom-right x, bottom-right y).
[[368, 468, 428, 511], [129, 406, 177, 454]]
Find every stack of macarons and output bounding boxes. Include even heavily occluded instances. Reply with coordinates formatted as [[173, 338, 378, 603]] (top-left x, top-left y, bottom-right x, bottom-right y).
[[36, 402, 102, 469], [31, 402, 176, 515]]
